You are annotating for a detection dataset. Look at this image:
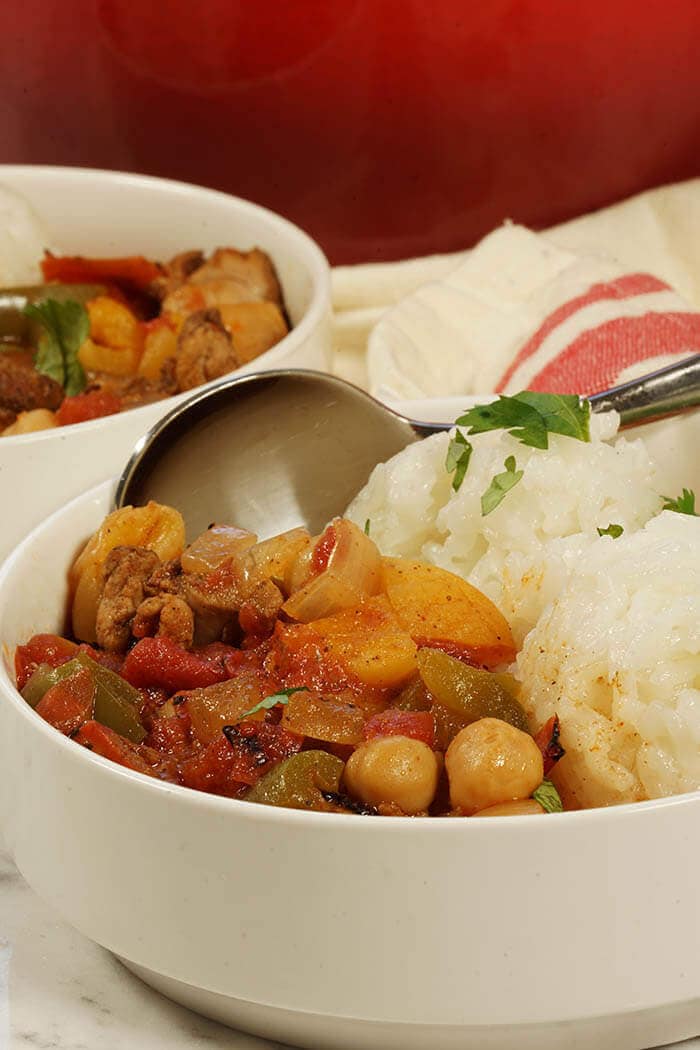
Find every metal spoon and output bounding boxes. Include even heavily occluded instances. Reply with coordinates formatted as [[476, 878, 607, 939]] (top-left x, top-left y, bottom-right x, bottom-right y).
[[116, 355, 700, 538]]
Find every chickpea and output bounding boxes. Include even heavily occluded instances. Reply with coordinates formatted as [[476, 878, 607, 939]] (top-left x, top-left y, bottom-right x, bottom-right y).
[[344, 735, 439, 815], [445, 717, 543, 815]]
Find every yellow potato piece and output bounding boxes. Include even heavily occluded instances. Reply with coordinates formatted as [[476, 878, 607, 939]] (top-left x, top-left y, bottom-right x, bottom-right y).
[[3, 408, 56, 435], [218, 302, 288, 364], [71, 502, 186, 643], [79, 337, 141, 377], [382, 558, 515, 667], [87, 296, 143, 351], [138, 323, 177, 379], [306, 595, 417, 689]]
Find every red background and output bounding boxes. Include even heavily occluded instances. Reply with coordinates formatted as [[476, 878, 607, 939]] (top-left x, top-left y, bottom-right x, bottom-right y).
[[3, 1, 700, 263]]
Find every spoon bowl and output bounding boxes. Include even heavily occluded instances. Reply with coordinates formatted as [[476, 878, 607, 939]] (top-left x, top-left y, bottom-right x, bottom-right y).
[[116, 357, 700, 537], [115, 370, 441, 538]]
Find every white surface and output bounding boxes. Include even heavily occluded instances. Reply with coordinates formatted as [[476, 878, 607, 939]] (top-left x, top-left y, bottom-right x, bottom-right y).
[[0, 482, 699, 1048], [0, 165, 332, 566], [1, 845, 696, 1050]]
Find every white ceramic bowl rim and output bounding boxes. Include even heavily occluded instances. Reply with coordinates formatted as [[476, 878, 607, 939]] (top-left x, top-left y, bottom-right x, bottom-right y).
[[1, 478, 698, 834], [0, 164, 331, 446]]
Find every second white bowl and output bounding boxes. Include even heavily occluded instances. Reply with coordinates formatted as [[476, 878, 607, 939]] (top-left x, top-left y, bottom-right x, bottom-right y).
[[0, 165, 331, 563]]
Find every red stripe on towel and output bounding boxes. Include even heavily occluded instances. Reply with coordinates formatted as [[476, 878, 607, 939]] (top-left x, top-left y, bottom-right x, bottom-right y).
[[526, 312, 700, 394], [495, 273, 669, 392]]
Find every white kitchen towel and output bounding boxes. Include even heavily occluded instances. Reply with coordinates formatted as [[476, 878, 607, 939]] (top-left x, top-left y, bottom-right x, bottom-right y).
[[330, 178, 700, 395]]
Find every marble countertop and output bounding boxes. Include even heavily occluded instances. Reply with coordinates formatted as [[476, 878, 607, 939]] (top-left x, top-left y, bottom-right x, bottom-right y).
[[1, 845, 698, 1050]]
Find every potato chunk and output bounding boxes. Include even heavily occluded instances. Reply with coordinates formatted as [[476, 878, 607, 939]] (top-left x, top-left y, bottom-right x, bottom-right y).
[[305, 595, 417, 689], [382, 558, 515, 667]]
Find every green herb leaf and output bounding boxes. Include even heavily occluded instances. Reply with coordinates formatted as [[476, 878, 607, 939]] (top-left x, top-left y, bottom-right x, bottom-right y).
[[364, 519, 371, 536], [532, 778, 564, 813], [457, 397, 548, 449], [661, 488, 697, 516], [597, 523, 624, 539], [513, 391, 590, 442], [456, 391, 590, 450], [23, 298, 89, 396], [237, 686, 309, 722], [445, 430, 473, 491], [480, 455, 523, 516]]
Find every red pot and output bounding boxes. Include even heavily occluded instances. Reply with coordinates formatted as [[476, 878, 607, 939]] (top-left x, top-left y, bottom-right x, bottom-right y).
[[3, 1, 700, 263]]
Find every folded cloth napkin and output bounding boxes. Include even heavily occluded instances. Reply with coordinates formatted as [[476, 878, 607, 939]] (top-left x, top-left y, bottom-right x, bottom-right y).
[[331, 178, 700, 396]]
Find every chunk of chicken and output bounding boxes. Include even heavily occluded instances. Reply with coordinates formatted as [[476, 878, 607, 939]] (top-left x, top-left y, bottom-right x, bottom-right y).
[[150, 250, 205, 300], [0, 407, 17, 431], [144, 558, 184, 597], [95, 546, 161, 651], [0, 350, 63, 413], [162, 248, 282, 316], [189, 248, 282, 304], [174, 309, 240, 392], [238, 579, 284, 640], [132, 594, 195, 649]]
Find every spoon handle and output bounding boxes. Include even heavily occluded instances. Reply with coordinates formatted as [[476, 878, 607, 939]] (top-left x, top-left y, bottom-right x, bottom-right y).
[[408, 354, 700, 437], [587, 354, 700, 427]]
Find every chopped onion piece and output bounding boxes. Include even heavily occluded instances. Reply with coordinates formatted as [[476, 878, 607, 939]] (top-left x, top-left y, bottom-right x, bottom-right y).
[[181, 524, 257, 575], [239, 527, 311, 597], [283, 519, 382, 623]]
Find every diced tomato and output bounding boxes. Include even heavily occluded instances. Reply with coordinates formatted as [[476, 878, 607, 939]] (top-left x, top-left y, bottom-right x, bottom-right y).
[[75, 720, 177, 779], [41, 253, 163, 291], [310, 523, 337, 576], [146, 706, 192, 756], [35, 666, 95, 735], [121, 637, 233, 691], [534, 714, 565, 776], [74, 720, 154, 774], [15, 634, 79, 690], [137, 685, 170, 728], [57, 390, 122, 427], [178, 721, 303, 796], [363, 708, 435, 748]]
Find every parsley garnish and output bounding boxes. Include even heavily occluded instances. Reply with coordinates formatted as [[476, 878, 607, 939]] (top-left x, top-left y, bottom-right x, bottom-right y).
[[237, 686, 309, 722], [456, 391, 590, 450], [445, 430, 473, 491], [23, 298, 89, 396], [597, 523, 624, 539], [532, 779, 564, 813], [661, 488, 697, 516], [364, 519, 371, 536], [481, 456, 523, 516]]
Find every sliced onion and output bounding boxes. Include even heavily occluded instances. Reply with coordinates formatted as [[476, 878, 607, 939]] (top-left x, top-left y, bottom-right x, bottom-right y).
[[239, 527, 311, 596], [181, 524, 257, 575], [282, 518, 382, 623]]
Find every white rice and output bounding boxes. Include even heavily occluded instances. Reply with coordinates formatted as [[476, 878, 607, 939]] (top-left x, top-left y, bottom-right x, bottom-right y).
[[347, 412, 662, 644], [346, 413, 700, 806], [518, 512, 700, 807]]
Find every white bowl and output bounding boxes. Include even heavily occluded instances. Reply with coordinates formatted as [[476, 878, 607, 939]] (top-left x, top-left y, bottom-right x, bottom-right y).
[[0, 480, 699, 1050], [0, 165, 331, 564]]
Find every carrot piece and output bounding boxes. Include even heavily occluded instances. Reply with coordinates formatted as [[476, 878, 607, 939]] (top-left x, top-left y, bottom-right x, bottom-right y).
[[41, 253, 163, 291]]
